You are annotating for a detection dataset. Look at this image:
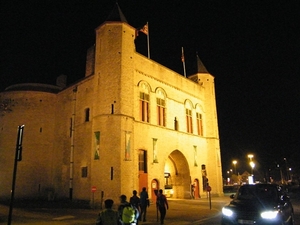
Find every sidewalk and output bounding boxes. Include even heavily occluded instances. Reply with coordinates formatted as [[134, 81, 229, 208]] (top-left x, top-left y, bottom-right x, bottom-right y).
[[0, 196, 230, 225]]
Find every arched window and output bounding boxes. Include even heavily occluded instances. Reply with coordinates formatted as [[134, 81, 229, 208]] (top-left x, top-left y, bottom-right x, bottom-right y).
[[139, 82, 150, 122], [156, 89, 166, 126], [185, 100, 193, 133]]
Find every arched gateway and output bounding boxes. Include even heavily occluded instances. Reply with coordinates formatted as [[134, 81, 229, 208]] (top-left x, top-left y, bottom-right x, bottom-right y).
[[164, 150, 191, 199]]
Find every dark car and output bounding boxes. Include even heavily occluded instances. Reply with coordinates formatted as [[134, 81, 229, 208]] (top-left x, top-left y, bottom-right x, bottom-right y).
[[221, 183, 294, 225]]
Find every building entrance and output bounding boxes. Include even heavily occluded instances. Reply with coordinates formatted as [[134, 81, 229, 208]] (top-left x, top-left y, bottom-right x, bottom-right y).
[[193, 179, 200, 199], [164, 150, 190, 199]]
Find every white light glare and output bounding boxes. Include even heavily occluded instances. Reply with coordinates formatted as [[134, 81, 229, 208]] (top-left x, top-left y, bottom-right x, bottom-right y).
[[222, 207, 233, 217], [261, 210, 278, 219]]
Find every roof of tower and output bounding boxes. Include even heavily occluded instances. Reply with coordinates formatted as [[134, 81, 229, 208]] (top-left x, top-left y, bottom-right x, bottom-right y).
[[105, 3, 128, 23], [196, 53, 209, 73]]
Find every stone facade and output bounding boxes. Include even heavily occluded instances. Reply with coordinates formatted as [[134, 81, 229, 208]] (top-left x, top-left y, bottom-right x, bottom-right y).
[[0, 15, 223, 205]]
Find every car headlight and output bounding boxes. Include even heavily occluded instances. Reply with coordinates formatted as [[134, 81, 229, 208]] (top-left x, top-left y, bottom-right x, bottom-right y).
[[222, 207, 233, 217], [261, 210, 278, 219]]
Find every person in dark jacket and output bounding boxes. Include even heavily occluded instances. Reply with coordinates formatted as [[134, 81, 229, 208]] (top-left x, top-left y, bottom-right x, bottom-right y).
[[129, 190, 140, 224], [139, 187, 149, 222], [96, 199, 119, 225], [156, 189, 169, 224], [118, 194, 139, 225]]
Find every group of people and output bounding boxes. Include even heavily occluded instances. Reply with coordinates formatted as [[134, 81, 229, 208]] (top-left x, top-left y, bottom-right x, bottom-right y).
[[96, 188, 168, 225]]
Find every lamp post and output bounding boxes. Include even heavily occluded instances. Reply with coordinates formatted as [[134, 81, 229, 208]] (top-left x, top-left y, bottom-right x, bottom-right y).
[[227, 169, 233, 184], [227, 170, 230, 185], [248, 154, 254, 175], [232, 160, 237, 175], [250, 161, 255, 175], [284, 158, 290, 182], [248, 154, 253, 162]]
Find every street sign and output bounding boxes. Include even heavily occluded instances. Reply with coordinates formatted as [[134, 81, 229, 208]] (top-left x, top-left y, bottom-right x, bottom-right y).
[[91, 186, 96, 192]]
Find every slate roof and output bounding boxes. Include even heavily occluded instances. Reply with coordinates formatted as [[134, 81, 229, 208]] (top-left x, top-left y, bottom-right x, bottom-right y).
[[105, 3, 128, 23], [196, 54, 209, 73]]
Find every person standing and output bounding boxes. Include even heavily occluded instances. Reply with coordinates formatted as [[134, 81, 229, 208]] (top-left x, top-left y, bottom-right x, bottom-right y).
[[156, 189, 169, 224], [118, 194, 138, 225], [129, 190, 140, 224], [139, 187, 149, 222], [96, 199, 119, 225], [191, 183, 195, 199]]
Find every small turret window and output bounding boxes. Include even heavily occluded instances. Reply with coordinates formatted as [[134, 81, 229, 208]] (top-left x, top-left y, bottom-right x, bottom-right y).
[[85, 108, 90, 122]]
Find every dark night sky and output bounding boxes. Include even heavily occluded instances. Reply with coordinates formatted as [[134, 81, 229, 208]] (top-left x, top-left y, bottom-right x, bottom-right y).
[[1, 1, 300, 179]]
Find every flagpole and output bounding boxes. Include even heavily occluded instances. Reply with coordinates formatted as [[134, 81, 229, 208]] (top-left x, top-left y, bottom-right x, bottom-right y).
[[147, 22, 150, 59], [182, 47, 186, 77], [138, 22, 150, 59]]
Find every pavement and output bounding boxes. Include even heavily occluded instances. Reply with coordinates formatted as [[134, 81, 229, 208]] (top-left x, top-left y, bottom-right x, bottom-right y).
[[0, 195, 231, 225]]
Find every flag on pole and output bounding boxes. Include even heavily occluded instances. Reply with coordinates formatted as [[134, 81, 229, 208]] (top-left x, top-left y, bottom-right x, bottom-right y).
[[135, 22, 150, 58], [140, 23, 148, 35], [181, 47, 186, 77]]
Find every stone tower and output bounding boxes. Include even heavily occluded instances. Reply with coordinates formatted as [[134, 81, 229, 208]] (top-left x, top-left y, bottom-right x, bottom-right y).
[[188, 54, 222, 192], [89, 3, 138, 200]]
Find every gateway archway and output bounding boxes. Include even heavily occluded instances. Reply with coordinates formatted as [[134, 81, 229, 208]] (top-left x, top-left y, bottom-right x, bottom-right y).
[[164, 150, 191, 199]]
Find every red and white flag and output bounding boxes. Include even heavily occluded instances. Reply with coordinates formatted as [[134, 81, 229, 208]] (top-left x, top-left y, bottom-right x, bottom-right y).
[[136, 22, 150, 59], [140, 23, 148, 35]]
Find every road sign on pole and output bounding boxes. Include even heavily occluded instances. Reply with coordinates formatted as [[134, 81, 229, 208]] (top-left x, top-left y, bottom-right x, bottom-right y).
[[91, 186, 96, 209], [8, 125, 25, 225]]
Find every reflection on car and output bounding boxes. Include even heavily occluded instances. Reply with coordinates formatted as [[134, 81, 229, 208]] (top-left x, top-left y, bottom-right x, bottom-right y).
[[221, 183, 294, 225]]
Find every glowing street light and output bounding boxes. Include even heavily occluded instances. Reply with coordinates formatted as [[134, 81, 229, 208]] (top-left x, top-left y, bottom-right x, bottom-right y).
[[248, 154, 254, 161], [250, 161, 255, 175], [232, 160, 237, 174]]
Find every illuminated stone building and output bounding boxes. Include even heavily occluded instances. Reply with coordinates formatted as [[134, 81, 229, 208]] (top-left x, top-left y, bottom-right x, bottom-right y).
[[0, 4, 223, 204]]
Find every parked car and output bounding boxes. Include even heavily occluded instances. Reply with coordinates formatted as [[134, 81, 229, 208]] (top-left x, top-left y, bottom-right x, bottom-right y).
[[221, 183, 294, 225]]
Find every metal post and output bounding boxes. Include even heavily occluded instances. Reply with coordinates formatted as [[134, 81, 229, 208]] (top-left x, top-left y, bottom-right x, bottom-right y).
[[8, 125, 24, 225], [181, 47, 186, 77], [92, 192, 95, 209], [100, 191, 104, 210], [208, 192, 211, 210]]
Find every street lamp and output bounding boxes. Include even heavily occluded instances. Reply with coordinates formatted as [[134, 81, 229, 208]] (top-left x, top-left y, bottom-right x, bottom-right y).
[[250, 161, 255, 175], [226, 171, 230, 185], [248, 161, 255, 184], [232, 160, 237, 175], [248, 154, 254, 174], [284, 158, 290, 182], [248, 154, 253, 161]]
